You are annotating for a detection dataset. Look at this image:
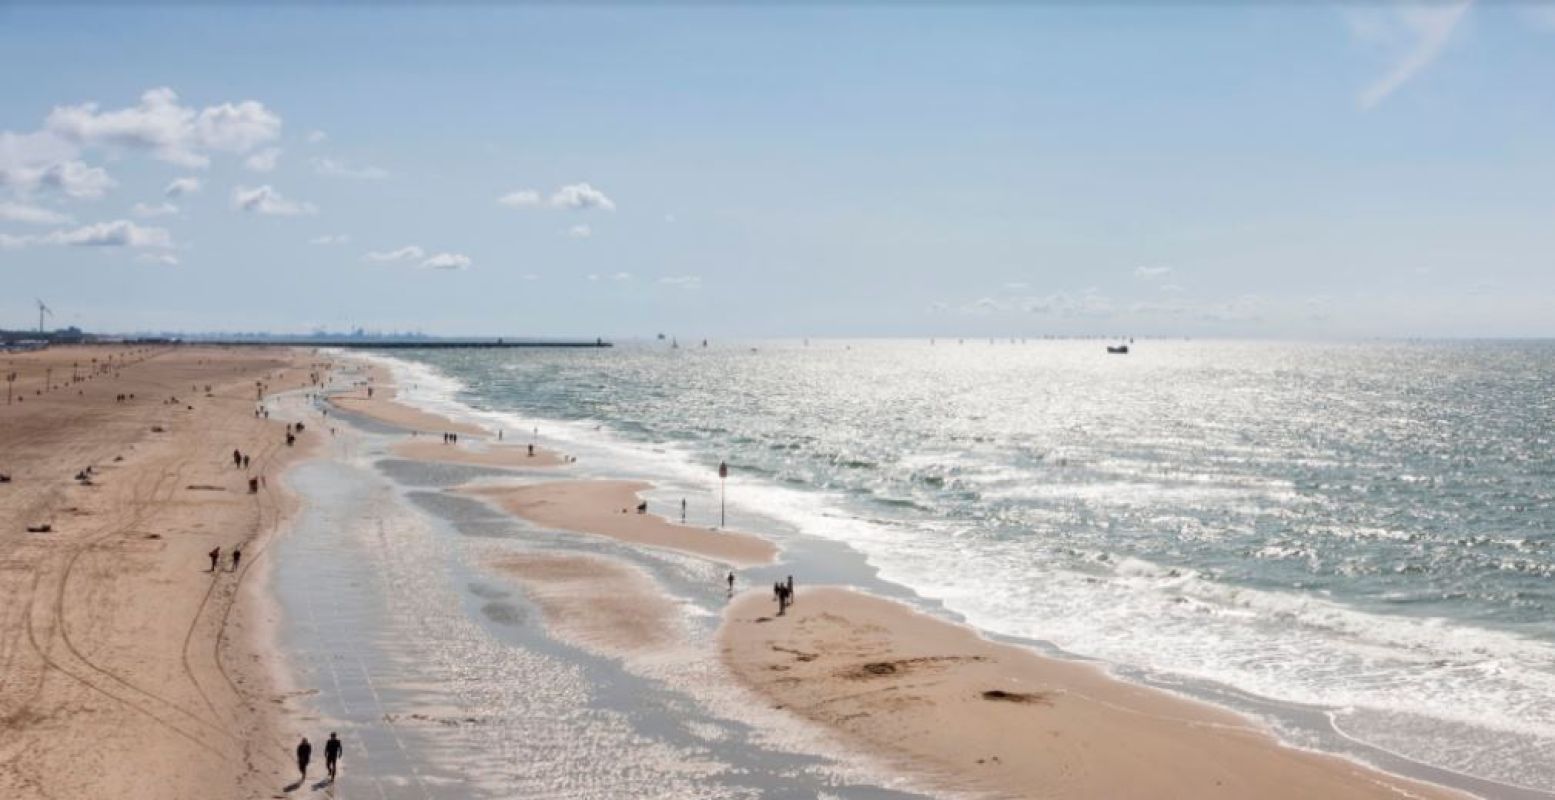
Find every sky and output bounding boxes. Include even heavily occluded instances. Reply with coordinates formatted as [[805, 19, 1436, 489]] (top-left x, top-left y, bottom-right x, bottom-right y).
[[1, 2, 1553, 339]]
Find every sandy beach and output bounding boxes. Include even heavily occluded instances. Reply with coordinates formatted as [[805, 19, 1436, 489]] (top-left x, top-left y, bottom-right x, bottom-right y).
[[465, 479, 778, 566], [485, 550, 680, 656], [720, 587, 1466, 800], [393, 438, 565, 468], [0, 345, 326, 799], [327, 378, 488, 438]]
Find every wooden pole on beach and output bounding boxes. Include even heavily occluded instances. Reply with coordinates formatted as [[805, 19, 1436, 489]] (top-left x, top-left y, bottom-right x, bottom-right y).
[[718, 460, 728, 529]]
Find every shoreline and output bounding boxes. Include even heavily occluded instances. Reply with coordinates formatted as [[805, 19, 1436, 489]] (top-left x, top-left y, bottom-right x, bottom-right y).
[[720, 586, 1466, 800], [300, 350, 1502, 799]]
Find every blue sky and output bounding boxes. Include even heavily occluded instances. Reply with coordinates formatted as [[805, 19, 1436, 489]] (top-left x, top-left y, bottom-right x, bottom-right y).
[[1, 3, 1552, 338]]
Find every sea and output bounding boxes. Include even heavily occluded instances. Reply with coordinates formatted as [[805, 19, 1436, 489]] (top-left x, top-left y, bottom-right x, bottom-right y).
[[360, 339, 1555, 795]]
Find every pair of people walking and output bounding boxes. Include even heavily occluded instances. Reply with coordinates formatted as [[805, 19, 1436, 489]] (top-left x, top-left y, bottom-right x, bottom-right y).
[[207, 547, 241, 572], [295, 732, 343, 783]]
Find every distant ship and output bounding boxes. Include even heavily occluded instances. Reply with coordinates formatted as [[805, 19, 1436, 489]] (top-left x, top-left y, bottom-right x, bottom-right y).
[[1107, 344, 1129, 354]]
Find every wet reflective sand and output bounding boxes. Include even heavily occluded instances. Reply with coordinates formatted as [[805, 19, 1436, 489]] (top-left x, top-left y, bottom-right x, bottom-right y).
[[271, 414, 931, 799]]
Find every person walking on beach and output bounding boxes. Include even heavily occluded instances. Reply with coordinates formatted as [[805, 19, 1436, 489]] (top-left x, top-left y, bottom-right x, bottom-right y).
[[786, 575, 795, 606], [295, 736, 312, 782], [231, 547, 242, 571], [681, 498, 687, 523], [232, 449, 242, 468], [727, 572, 735, 595], [324, 732, 342, 780], [208, 547, 220, 572]]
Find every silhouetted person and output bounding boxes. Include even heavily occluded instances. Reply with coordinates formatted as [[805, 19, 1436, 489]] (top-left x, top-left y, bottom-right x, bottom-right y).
[[232, 449, 242, 468], [208, 547, 220, 572], [231, 547, 242, 571], [324, 732, 342, 780], [527, 443, 534, 457], [296, 737, 312, 781], [681, 498, 687, 523], [727, 572, 735, 595], [786, 575, 795, 605], [242, 454, 250, 469]]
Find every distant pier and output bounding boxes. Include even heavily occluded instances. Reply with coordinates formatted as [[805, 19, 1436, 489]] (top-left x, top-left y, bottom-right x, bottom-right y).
[[191, 338, 612, 349]]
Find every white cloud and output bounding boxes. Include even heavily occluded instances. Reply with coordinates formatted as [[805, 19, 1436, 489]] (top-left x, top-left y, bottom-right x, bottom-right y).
[[2, 219, 174, 249], [309, 233, 351, 245], [306, 129, 328, 144], [1134, 265, 1173, 279], [132, 201, 178, 218], [312, 157, 388, 180], [549, 182, 615, 211], [1351, 1, 1473, 109], [565, 223, 592, 239], [498, 182, 615, 211], [364, 245, 426, 263], [164, 176, 201, 197], [40, 160, 115, 198], [0, 200, 72, 225], [0, 134, 116, 197], [497, 189, 542, 208], [659, 275, 702, 288], [0, 130, 77, 189], [244, 147, 281, 172], [45, 86, 282, 168], [136, 252, 179, 266], [611, 271, 632, 281], [0, 126, 114, 197], [420, 252, 471, 270], [231, 184, 316, 216]]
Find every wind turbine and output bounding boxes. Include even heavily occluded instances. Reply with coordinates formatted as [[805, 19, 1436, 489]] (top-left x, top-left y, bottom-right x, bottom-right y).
[[36, 299, 52, 335]]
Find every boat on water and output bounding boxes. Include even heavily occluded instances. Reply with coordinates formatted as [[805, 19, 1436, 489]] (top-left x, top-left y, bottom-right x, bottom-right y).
[[1107, 344, 1129, 354]]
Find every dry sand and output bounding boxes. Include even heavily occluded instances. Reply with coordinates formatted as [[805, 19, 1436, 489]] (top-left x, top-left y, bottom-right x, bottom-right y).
[[721, 586, 1465, 800], [0, 345, 324, 799], [465, 480, 778, 566], [393, 439, 564, 468], [486, 550, 678, 655]]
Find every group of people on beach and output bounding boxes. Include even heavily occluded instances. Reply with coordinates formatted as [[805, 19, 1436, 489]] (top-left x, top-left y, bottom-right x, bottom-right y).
[[441, 431, 460, 444], [774, 575, 796, 614], [294, 732, 343, 784]]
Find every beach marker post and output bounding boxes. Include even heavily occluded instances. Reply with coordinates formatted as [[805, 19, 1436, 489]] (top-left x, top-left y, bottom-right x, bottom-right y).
[[718, 460, 728, 529]]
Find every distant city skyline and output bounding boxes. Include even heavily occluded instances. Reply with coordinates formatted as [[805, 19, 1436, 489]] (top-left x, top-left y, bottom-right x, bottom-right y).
[[2, 2, 1552, 338]]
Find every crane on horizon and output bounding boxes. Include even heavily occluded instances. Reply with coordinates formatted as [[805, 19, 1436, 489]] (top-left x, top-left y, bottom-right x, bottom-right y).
[[36, 298, 52, 335]]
